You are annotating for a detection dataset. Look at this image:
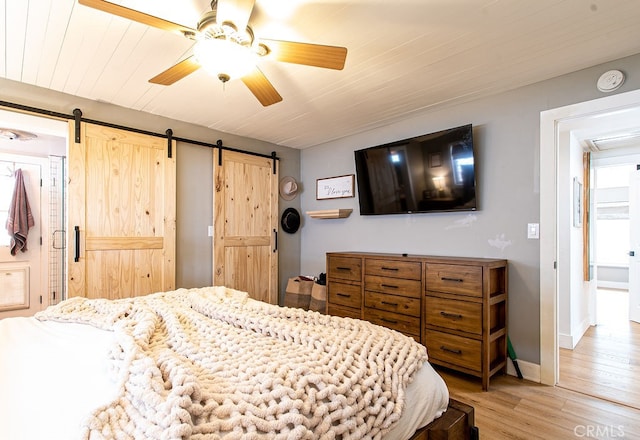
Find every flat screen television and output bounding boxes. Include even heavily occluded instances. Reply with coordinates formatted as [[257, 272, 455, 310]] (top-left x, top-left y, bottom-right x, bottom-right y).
[[354, 124, 477, 215]]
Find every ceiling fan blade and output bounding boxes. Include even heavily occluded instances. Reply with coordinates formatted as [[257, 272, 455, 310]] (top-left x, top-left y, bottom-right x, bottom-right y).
[[241, 68, 283, 107], [78, 0, 196, 35], [149, 56, 201, 85], [216, 0, 256, 32], [261, 39, 347, 70]]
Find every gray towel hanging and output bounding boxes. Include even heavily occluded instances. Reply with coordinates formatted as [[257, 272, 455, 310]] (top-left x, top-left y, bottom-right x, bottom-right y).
[[6, 169, 35, 255]]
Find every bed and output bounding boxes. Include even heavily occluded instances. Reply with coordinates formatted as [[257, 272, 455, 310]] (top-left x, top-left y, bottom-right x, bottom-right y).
[[0, 286, 472, 440]]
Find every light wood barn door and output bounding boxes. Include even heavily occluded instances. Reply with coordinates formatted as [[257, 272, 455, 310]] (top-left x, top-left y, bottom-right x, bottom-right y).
[[67, 122, 176, 299], [213, 149, 278, 304]]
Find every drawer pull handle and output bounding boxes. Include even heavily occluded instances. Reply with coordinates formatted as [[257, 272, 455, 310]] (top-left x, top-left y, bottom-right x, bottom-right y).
[[441, 346, 462, 355], [381, 301, 399, 307], [381, 284, 398, 289], [381, 318, 398, 324], [440, 311, 463, 320], [336, 266, 352, 271], [381, 267, 399, 271], [336, 293, 351, 298], [441, 277, 464, 283]]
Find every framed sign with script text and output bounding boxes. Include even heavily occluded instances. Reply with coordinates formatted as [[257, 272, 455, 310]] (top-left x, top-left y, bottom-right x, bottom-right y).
[[316, 174, 355, 200]]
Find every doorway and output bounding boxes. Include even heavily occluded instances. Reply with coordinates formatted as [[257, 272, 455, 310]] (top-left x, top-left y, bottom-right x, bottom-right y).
[[0, 157, 44, 317], [0, 110, 67, 318], [558, 290, 640, 408], [558, 160, 640, 409], [540, 88, 640, 388]]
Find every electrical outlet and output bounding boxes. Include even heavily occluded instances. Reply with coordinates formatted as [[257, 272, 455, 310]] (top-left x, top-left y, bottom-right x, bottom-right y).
[[208, 226, 213, 237]]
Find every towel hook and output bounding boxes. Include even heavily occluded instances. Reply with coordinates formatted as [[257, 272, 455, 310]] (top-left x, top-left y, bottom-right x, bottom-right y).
[[1, 161, 15, 177]]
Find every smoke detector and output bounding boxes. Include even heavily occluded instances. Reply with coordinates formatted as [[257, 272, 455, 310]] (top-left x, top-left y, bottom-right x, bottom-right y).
[[597, 70, 625, 93]]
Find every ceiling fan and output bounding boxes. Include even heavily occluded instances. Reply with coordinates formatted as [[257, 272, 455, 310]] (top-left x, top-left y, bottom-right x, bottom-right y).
[[78, 0, 348, 106]]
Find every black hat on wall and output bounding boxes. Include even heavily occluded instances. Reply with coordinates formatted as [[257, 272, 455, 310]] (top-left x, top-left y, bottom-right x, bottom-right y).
[[281, 208, 301, 234]]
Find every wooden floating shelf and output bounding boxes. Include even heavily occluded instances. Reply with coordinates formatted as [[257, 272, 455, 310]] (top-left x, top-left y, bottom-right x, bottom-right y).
[[306, 209, 353, 219]]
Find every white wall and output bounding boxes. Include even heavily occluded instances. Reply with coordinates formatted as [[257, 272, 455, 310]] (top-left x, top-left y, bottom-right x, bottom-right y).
[[558, 132, 591, 349]]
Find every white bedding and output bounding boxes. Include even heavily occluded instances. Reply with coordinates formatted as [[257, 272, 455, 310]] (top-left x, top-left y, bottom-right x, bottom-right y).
[[0, 291, 448, 440]]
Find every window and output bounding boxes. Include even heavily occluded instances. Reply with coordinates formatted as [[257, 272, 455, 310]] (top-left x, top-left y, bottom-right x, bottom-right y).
[[596, 164, 634, 188], [594, 164, 635, 266], [596, 217, 629, 265]]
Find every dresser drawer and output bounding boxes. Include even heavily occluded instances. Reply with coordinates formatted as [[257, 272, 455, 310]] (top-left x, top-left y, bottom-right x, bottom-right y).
[[328, 282, 361, 309], [364, 275, 421, 298], [365, 291, 420, 317], [328, 256, 362, 282], [425, 264, 482, 297], [424, 329, 481, 372], [328, 303, 361, 320], [364, 308, 420, 337], [366, 259, 421, 280], [425, 296, 482, 335]]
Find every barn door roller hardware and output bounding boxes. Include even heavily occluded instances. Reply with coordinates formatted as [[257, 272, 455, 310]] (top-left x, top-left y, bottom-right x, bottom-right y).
[[271, 151, 277, 174], [73, 109, 82, 143], [166, 129, 173, 158], [0, 100, 280, 163]]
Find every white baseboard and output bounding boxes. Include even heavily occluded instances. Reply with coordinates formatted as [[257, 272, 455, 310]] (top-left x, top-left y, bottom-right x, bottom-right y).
[[506, 358, 540, 383], [559, 317, 591, 349], [559, 333, 574, 349], [577, 317, 591, 343]]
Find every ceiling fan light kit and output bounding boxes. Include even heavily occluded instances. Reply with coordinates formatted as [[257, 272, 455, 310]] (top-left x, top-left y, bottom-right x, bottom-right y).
[[194, 10, 260, 82], [193, 37, 256, 81], [77, 0, 347, 107]]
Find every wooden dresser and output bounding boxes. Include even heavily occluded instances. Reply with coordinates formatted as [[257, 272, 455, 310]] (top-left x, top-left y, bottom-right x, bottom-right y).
[[326, 252, 508, 390]]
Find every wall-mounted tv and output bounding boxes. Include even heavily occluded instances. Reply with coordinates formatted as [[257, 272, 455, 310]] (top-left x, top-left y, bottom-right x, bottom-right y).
[[354, 124, 477, 215]]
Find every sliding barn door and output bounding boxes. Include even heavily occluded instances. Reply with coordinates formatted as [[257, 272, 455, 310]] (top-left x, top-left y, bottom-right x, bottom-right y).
[[67, 122, 176, 299], [213, 149, 278, 304]]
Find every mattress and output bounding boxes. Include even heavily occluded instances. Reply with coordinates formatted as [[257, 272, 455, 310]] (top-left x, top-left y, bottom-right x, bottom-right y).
[[0, 300, 448, 439]]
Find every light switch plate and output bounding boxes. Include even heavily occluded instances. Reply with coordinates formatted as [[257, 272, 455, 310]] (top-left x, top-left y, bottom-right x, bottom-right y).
[[527, 223, 539, 239]]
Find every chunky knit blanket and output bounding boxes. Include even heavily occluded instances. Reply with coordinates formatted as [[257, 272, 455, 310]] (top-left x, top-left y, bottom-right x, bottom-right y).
[[36, 287, 428, 440]]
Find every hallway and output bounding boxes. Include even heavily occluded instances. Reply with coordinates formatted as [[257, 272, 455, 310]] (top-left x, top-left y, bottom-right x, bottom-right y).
[[559, 289, 640, 409]]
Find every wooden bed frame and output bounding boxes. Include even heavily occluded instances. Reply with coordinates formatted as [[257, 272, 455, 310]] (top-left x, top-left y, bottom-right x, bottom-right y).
[[408, 399, 478, 440]]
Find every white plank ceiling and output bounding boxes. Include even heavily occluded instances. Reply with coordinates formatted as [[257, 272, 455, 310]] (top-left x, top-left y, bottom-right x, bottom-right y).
[[2, 0, 640, 149]]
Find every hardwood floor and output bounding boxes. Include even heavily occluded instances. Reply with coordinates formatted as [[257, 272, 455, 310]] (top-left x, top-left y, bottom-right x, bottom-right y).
[[559, 289, 640, 410], [438, 368, 640, 439], [434, 288, 640, 439]]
